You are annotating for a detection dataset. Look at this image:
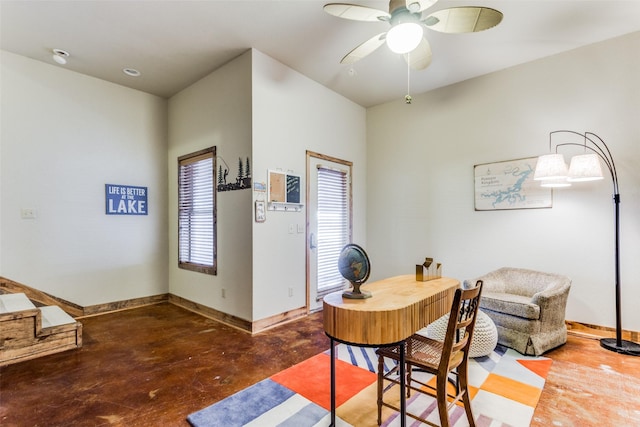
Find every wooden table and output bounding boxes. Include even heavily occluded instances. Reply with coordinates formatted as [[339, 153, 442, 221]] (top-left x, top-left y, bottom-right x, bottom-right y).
[[323, 275, 459, 427]]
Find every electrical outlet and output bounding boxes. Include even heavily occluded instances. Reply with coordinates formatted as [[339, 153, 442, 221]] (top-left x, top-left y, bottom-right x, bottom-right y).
[[288, 287, 293, 297], [221, 288, 226, 298], [21, 208, 37, 219], [297, 224, 304, 234]]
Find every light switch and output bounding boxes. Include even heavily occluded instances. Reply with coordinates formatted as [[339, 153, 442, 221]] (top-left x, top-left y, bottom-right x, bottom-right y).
[[297, 224, 304, 234], [288, 224, 295, 234]]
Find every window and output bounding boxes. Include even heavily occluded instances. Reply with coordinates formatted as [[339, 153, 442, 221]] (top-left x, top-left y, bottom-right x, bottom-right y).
[[316, 166, 350, 293], [178, 147, 216, 275]]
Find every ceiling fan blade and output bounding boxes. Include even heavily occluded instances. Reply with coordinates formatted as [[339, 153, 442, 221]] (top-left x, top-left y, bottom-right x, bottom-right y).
[[404, 37, 432, 70], [423, 7, 503, 33], [340, 32, 387, 65], [405, 0, 438, 13], [324, 3, 390, 21]]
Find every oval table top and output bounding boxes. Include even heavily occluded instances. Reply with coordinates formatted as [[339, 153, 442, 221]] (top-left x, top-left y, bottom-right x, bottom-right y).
[[323, 275, 459, 346]]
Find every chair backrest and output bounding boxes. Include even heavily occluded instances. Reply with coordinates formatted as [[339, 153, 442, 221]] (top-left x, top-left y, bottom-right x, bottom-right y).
[[498, 267, 569, 297], [440, 280, 483, 370]]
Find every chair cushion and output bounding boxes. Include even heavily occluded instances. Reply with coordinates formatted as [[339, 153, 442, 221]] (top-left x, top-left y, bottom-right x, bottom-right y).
[[480, 292, 540, 320], [424, 310, 498, 358]]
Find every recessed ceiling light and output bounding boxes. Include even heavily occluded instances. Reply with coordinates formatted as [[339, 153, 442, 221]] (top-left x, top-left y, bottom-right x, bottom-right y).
[[52, 48, 69, 65], [123, 68, 141, 77]]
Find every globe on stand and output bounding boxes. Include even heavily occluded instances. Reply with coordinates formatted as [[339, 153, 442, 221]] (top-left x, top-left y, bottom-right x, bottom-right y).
[[338, 243, 371, 299]]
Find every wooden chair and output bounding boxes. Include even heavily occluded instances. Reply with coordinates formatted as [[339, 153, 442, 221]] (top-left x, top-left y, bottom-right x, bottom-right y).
[[376, 281, 483, 427]]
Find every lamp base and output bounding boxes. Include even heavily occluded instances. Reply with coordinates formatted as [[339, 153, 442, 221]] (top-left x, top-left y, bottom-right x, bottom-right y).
[[600, 338, 640, 356]]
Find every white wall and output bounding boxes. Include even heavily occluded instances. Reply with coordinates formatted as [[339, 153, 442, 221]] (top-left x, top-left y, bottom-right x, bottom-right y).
[[4, 31, 635, 334], [168, 50, 254, 320], [251, 49, 367, 321], [168, 49, 367, 323], [0, 50, 168, 305], [366, 32, 640, 331]]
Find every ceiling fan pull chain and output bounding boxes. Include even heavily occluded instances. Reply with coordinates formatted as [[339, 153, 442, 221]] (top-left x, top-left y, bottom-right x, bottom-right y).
[[405, 52, 412, 104]]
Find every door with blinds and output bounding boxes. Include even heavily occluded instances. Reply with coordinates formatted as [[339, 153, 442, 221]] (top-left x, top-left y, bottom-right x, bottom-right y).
[[306, 151, 352, 312]]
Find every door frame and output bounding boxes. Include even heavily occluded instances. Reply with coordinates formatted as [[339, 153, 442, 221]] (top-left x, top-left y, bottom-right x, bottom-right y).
[[305, 150, 353, 313]]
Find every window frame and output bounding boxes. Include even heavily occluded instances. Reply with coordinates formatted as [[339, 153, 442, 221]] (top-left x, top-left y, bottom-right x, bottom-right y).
[[178, 146, 217, 275]]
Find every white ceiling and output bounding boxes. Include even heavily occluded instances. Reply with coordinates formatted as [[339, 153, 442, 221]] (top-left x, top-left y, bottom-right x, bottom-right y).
[[2, 0, 640, 108]]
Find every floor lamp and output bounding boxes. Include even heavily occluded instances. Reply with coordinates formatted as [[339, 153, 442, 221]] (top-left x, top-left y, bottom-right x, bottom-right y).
[[534, 130, 640, 356]]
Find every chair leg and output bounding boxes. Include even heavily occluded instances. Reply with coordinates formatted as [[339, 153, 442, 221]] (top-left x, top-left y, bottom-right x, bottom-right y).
[[436, 371, 450, 427], [377, 354, 384, 426], [406, 363, 412, 398], [458, 359, 475, 427]]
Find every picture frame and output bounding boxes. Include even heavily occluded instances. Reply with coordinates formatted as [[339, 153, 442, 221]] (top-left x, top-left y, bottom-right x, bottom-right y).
[[267, 170, 303, 211], [474, 157, 552, 211], [268, 170, 286, 203], [255, 200, 266, 222]]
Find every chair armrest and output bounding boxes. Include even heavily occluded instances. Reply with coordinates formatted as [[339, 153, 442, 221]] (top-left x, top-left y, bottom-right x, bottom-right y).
[[531, 280, 571, 305], [531, 281, 571, 325]]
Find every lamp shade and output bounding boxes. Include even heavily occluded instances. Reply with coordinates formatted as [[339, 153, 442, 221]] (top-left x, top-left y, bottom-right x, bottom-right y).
[[540, 178, 571, 188], [386, 22, 423, 54], [567, 154, 604, 182], [534, 154, 569, 181]]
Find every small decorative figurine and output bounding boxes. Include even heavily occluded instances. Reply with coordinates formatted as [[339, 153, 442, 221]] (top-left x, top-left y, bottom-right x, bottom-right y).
[[416, 257, 442, 281]]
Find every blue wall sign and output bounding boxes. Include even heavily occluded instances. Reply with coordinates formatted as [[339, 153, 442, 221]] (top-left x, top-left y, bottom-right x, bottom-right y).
[[105, 184, 148, 215]]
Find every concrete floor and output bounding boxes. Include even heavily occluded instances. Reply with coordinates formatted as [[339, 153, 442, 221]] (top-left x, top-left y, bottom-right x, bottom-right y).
[[1, 302, 638, 426]]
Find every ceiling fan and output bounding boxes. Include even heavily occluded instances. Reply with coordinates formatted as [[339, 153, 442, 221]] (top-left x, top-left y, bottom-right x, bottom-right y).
[[324, 0, 503, 70]]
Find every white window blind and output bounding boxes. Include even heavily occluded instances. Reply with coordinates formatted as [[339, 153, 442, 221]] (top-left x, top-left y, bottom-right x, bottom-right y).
[[316, 166, 349, 292], [178, 147, 216, 275]]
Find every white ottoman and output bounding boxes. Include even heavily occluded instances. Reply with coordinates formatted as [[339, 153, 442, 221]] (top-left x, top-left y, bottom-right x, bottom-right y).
[[425, 309, 498, 358]]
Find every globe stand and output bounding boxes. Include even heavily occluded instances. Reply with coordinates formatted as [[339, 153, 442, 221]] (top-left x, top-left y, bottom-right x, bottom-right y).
[[342, 281, 371, 299], [338, 243, 372, 299]]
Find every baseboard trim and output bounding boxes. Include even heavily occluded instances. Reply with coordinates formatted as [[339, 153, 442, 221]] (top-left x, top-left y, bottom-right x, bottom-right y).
[[250, 307, 308, 334], [168, 294, 252, 332], [566, 320, 639, 343], [79, 294, 169, 318], [0, 278, 310, 334], [168, 294, 307, 334], [0, 277, 84, 317]]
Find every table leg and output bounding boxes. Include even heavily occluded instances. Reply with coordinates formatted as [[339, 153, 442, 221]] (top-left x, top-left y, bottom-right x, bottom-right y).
[[330, 337, 336, 426], [399, 343, 406, 427]]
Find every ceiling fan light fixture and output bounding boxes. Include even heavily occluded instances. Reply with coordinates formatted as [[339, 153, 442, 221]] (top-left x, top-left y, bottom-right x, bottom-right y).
[[386, 22, 423, 54], [324, 2, 502, 69]]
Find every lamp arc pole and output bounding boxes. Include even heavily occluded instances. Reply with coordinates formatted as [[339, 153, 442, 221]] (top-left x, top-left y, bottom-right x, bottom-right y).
[[548, 130, 639, 356]]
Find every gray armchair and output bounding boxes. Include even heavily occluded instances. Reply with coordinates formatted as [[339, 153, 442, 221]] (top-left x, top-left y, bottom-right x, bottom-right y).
[[464, 267, 571, 356]]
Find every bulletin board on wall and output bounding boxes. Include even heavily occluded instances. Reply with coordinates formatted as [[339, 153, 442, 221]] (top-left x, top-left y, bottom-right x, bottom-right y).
[[267, 170, 303, 211]]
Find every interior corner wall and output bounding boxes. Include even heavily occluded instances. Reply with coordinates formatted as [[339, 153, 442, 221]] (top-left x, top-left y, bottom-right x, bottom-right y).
[[167, 50, 253, 321], [366, 32, 640, 332], [0, 50, 169, 306], [251, 49, 367, 321]]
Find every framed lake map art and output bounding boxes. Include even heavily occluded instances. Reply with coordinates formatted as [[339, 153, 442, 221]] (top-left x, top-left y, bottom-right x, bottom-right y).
[[474, 157, 552, 211]]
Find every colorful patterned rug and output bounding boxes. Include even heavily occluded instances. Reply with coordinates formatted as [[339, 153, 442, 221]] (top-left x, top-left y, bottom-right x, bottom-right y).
[[187, 343, 551, 426]]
